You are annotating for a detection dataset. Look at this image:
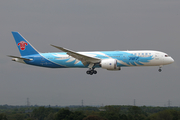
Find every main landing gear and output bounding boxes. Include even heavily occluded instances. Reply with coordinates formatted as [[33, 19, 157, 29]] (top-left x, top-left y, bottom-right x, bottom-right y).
[[86, 63, 97, 75], [86, 68, 97, 75]]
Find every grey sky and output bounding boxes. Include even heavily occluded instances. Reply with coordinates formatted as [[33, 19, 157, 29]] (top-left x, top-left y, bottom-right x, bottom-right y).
[[0, 0, 180, 106]]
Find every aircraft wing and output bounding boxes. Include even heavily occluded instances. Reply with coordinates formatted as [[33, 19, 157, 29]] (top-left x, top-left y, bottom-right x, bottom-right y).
[[51, 45, 101, 66]]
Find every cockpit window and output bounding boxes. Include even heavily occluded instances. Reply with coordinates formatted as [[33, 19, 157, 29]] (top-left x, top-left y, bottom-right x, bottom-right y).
[[165, 55, 168, 57]]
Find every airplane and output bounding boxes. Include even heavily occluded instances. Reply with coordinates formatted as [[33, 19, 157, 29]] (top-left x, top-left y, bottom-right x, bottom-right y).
[[8, 31, 174, 75]]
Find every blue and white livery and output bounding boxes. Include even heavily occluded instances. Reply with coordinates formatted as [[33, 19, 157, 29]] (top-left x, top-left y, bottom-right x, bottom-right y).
[[9, 32, 174, 75]]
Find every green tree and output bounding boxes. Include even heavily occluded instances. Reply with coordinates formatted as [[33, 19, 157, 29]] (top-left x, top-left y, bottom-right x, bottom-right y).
[[0, 113, 7, 120], [99, 106, 121, 120], [55, 108, 86, 120], [44, 113, 55, 120], [119, 114, 128, 120], [148, 110, 178, 120], [12, 113, 24, 120], [128, 106, 142, 115], [170, 110, 180, 120], [83, 115, 107, 120], [105, 106, 121, 113], [32, 107, 53, 120], [54, 108, 72, 120], [24, 118, 34, 120], [127, 106, 146, 120], [68, 111, 86, 120]]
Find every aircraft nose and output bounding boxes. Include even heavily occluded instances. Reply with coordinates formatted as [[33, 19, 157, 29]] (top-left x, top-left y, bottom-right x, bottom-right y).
[[164, 57, 174, 65], [170, 57, 174, 63]]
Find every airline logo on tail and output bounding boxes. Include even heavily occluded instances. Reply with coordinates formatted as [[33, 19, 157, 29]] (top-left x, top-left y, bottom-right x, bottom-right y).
[[18, 41, 28, 51]]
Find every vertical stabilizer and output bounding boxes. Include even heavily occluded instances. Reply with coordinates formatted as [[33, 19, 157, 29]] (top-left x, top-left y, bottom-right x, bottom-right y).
[[12, 32, 39, 56]]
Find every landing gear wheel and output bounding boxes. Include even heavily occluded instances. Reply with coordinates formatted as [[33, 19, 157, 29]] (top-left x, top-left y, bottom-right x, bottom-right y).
[[86, 70, 94, 75], [158, 69, 162, 72], [86, 69, 97, 75], [86, 70, 90, 74], [90, 71, 93, 75], [93, 70, 97, 74]]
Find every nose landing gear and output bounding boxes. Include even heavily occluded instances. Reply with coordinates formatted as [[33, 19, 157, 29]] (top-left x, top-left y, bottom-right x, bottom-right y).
[[158, 65, 163, 72]]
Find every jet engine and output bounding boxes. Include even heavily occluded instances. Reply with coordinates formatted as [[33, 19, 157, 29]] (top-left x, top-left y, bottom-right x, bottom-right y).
[[100, 59, 121, 70]]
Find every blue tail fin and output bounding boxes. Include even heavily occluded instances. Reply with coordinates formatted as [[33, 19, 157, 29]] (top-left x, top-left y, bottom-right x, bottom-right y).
[[12, 31, 39, 56]]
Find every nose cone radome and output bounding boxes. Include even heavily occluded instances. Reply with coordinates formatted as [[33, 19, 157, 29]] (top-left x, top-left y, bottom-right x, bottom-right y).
[[164, 57, 174, 65]]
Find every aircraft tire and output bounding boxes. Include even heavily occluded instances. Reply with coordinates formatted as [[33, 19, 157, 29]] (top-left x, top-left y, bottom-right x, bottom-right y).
[[86, 70, 90, 74]]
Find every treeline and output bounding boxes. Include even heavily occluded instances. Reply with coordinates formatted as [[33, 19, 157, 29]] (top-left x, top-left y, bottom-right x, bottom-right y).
[[0, 105, 180, 120]]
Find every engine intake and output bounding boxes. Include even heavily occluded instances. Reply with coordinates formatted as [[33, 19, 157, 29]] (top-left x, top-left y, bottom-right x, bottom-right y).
[[100, 59, 121, 70]]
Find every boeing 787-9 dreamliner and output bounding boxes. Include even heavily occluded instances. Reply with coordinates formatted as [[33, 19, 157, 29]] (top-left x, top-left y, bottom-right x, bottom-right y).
[[8, 32, 174, 75]]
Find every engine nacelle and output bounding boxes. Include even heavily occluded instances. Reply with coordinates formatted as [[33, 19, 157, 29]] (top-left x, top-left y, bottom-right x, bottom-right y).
[[100, 59, 121, 70]]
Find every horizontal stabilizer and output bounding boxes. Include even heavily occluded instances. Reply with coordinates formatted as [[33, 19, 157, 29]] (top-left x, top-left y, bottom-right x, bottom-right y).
[[7, 55, 32, 61]]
